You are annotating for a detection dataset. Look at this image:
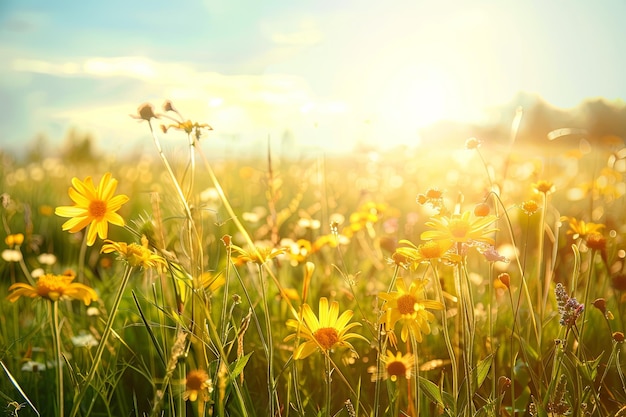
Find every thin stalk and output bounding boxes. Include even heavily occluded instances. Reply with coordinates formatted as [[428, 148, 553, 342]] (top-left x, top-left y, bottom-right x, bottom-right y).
[[78, 232, 88, 282], [324, 353, 332, 417], [374, 264, 401, 417], [488, 265, 496, 404], [147, 121, 194, 224], [430, 262, 458, 404], [491, 192, 539, 343], [258, 265, 277, 416], [409, 333, 420, 416], [536, 192, 547, 333], [460, 262, 476, 416], [69, 265, 135, 417], [186, 132, 196, 200], [578, 249, 596, 356], [51, 302, 64, 417]]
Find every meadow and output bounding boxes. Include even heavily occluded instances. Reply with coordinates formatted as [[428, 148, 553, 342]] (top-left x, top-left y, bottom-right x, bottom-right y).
[[1, 101, 625, 417]]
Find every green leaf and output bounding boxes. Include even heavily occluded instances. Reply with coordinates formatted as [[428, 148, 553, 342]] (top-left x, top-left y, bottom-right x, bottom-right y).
[[578, 353, 603, 382], [418, 375, 444, 406], [230, 352, 253, 381], [475, 354, 493, 390], [418, 376, 455, 415]]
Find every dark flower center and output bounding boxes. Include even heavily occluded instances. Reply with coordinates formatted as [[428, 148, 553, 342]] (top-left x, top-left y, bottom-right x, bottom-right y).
[[314, 327, 339, 350]]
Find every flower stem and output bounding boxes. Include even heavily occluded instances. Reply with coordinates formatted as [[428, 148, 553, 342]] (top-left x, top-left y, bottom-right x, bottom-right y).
[[324, 353, 332, 417], [578, 249, 596, 356], [258, 266, 277, 416], [69, 265, 134, 417], [430, 262, 458, 405], [51, 301, 64, 417]]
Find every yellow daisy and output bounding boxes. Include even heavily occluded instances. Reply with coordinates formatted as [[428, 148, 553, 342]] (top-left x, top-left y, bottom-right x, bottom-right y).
[[183, 369, 213, 402], [420, 210, 498, 245], [394, 239, 457, 269], [532, 180, 555, 195], [369, 350, 416, 382], [285, 297, 367, 359], [101, 235, 166, 270], [55, 172, 129, 246], [7, 271, 97, 305], [229, 243, 286, 265], [378, 279, 444, 343], [561, 216, 605, 239]]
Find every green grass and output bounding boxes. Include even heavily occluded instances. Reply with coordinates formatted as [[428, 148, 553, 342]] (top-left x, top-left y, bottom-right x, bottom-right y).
[[1, 103, 625, 417]]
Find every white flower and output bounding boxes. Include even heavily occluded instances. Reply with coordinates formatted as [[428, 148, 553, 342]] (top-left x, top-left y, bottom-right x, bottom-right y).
[[37, 253, 57, 265], [71, 332, 99, 347], [1, 249, 22, 262], [21, 360, 46, 372]]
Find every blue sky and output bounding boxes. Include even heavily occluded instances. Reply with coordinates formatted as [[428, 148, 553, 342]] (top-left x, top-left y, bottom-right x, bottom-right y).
[[1, 0, 625, 155]]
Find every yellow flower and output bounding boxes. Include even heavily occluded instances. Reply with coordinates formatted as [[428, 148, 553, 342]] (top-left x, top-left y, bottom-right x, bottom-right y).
[[378, 279, 444, 343], [197, 271, 226, 293], [162, 120, 213, 136], [7, 271, 97, 305], [4, 233, 24, 247], [532, 180, 555, 195], [101, 236, 166, 270], [421, 210, 498, 245], [55, 173, 129, 246], [416, 188, 445, 211], [394, 239, 456, 269], [465, 137, 482, 150], [184, 369, 213, 402], [285, 297, 367, 359], [561, 216, 605, 239], [586, 233, 607, 251], [520, 200, 539, 216], [229, 243, 285, 265], [369, 350, 415, 382]]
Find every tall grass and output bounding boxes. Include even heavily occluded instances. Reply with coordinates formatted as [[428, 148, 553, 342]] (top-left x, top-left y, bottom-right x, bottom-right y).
[[1, 101, 625, 416]]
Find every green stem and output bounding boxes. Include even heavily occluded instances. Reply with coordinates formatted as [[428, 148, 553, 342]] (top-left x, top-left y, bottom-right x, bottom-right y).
[[409, 332, 420, 416], [51, 302, 64, 417], [430, 262, 458, 405], [324, 353, 332, 417], [259, 266, 277, 416], [69, 265, 134, 417], [374, 265, 400, 417], [78, 232, 88, 282], [578, 249, 596, 356]]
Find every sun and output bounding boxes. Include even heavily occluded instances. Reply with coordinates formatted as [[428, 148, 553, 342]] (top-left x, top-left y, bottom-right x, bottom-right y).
[[371, 64, 454, 145]]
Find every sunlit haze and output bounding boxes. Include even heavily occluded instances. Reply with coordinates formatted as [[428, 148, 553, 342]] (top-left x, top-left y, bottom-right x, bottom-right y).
[[1, 0, 625, 155]]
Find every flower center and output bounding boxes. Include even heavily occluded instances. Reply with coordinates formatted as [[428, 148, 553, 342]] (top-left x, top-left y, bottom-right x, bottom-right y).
[[449, 219, 470, 240], [419, 241, 443, 259], [36, 274, 66, 300], [186, 370, 208, 391], [88, 200, 107, 219], [397, 294, 417, 315], [313, 327, 339, 350], [387, 360, 408, 380]]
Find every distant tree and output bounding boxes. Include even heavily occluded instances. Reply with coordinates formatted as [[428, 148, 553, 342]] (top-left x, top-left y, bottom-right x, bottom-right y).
[[61, 127, 98, 164], [26, 133, 50, 162]]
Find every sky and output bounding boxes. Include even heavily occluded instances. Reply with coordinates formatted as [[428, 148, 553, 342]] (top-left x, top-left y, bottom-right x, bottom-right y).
[[1, 0, 625, 156]]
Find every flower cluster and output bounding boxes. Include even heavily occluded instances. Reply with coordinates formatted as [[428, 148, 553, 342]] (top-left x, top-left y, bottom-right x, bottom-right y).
[[555, 283, 584, 328]]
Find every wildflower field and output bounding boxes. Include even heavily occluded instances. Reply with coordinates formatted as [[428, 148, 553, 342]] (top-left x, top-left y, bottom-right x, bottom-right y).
[[1, 101, 626, 417]]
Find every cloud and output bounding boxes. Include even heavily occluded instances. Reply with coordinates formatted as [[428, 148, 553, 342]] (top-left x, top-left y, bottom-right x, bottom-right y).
[[5, 54, 356, 153]]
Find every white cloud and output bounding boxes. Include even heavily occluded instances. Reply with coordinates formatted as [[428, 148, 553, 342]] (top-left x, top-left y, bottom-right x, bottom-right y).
[[269, 28, 323, 46]]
